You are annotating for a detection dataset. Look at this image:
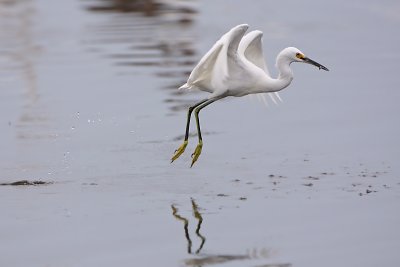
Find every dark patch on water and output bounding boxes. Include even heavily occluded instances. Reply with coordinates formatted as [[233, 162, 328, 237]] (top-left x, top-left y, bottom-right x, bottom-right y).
[[0, 180, 53, 186], [84, 0, 197, 17]]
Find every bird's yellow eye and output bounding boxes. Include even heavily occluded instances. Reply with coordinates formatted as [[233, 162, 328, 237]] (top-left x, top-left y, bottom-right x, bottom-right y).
[[296, 53, 305, 59]]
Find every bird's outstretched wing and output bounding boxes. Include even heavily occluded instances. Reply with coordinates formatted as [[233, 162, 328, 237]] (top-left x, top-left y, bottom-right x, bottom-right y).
[[180, 24, 249, 92], [238, 30, 270, 77], [179, 42, 223, 92], [239, 30, 282, 105]]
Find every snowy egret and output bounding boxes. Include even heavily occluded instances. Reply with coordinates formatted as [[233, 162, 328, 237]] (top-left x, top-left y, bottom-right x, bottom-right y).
[[171, 24, 329, 167]]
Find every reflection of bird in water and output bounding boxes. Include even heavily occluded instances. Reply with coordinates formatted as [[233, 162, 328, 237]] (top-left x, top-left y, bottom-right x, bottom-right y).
[[172, 200, 291, 267], [171, 24, 329, 167], [171, 199, 205, 254]]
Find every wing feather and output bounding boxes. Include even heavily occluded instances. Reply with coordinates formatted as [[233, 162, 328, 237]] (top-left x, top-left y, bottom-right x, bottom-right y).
[[181, 24, 249, 91], [238, 30, 270, 77], [179, 43, 223, 91]]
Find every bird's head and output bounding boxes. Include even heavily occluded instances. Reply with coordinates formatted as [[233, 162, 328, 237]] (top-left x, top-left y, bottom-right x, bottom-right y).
[[284, 47, 329, 71]]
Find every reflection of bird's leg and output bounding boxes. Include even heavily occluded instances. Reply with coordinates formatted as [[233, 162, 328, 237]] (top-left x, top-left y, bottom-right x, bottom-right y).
[[191, 97, 219, 167], [191, 199, 206, 254], [171, 99, 208, 163], [171, 205, 192, 254]]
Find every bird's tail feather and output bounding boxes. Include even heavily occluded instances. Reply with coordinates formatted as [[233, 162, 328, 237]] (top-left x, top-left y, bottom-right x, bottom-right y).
[[179, 83, 190, 90]]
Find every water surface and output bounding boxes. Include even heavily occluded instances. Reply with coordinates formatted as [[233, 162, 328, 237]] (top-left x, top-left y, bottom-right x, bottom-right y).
[[1, 1, 399, 266]]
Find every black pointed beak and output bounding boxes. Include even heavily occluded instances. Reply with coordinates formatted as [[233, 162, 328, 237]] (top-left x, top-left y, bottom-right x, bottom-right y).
[[303, 57, 329, 71]]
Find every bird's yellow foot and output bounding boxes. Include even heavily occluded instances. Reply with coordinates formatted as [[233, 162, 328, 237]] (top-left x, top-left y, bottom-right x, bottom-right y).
[[171, 141, 188, 163], [190, 141, 203, 167]]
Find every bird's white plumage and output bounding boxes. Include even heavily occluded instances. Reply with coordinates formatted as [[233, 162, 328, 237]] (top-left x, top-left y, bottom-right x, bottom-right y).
[[172, 24, 329, 166], [180, 24, 286, 99], [180, 24, 249, 93], [238, 30, 269, 76], [179, 24, 328, 99], [238, 30, 285, 105], [179, 43, 223, 93]]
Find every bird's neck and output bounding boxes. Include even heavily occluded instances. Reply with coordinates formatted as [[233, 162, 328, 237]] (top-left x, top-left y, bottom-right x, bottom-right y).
[[275, 53, 294, 89]]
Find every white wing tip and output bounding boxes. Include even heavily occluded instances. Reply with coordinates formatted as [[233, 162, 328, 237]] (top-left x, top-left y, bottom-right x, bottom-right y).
[[250, 30, 263, 36], [237, 23, 249, 28], [232, 24, 249, 32]]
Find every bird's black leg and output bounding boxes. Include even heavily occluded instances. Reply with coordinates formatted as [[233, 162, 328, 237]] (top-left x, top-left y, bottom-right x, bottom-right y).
[[184, 99, 208, 141], [191, 97, 219, 167], [171, 99, 208, 163]]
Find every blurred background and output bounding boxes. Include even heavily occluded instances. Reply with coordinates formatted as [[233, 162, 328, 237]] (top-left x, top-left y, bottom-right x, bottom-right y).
[[0, 1, 399, 267]]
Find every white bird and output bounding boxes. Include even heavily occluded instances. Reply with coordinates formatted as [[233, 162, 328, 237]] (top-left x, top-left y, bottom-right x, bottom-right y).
[[171, 24, 329, 167]]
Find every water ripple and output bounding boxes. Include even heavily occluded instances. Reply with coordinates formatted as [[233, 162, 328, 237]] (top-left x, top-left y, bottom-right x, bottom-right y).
[[81, 0, 200, 113]]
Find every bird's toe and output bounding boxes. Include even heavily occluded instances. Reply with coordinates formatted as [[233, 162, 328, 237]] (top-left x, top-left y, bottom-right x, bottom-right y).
[[171, 141, 188, 163], [190, 141, 203, 167]]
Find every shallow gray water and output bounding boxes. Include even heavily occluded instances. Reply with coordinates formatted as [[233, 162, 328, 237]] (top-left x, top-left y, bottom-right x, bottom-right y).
[[1, 1, 399, 267]]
